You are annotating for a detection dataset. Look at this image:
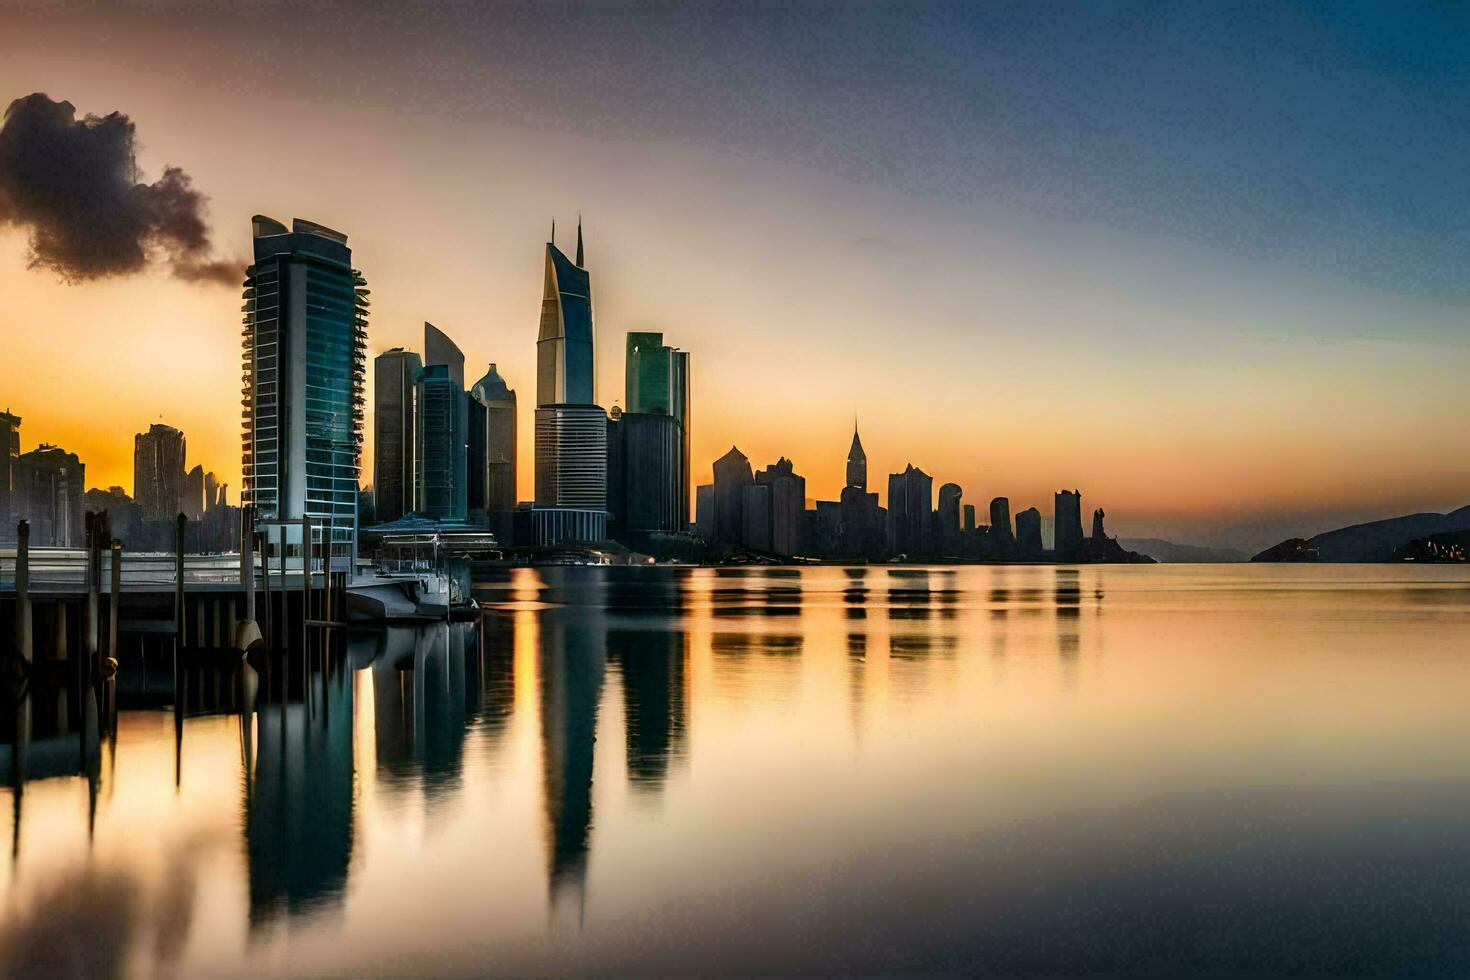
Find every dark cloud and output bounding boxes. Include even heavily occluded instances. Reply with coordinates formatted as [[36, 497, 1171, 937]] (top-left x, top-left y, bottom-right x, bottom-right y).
[[0, 92, 242, 285]]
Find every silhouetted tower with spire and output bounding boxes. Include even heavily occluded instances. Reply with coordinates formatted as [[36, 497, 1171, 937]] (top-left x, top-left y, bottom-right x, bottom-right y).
[[846, 419, 867, 491]]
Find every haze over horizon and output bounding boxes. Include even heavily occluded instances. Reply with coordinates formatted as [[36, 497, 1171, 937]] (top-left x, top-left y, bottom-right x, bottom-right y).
[[2, 1, 1468, 553]]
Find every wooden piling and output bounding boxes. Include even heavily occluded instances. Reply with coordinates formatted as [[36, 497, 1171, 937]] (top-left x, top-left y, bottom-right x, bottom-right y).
[[15, 520, 30, 664], [241, 505, 255, 624]]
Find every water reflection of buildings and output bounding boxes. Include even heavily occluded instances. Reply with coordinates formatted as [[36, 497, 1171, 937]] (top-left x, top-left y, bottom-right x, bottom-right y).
[[609, 629, 688, 793], [537, 606, 606, 915], [246, 661, 355, 927]]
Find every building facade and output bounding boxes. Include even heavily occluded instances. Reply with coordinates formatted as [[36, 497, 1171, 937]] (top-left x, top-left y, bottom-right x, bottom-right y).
[[14, 445, 85, 547], [609, 411, 683, 536], [469, 362, 517, 536], [416, 364, 468, 521], [534, 222, 606, 545], [241, 215, 367, 568], [0, 410, 19, 541], [755, 457, 806, 557], [373, 347, 421, 523], [623, 331, 691, 529], [711, 446, 753, 547], [887, 464, 934, 559], [1015, 506, 1043, 558], [134, 422, 186, 523], [1054, 489, 1084, 559]]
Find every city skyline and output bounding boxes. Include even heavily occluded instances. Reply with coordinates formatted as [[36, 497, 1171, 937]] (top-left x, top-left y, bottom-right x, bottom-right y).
[[4, 5, 1470, 551]]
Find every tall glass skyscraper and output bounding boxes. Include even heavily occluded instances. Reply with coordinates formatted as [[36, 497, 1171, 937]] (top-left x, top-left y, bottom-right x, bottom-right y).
[[623, 331, 691, 529], [469, 363, 517, 538], [373, 347, 421, 523], [534, 221, 607, 545], [416, 364, 467, 521], [241, 215, 367, 569]]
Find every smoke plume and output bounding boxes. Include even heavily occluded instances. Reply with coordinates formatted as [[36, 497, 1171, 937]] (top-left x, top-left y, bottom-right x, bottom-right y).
[[0, 92, 241, 285]]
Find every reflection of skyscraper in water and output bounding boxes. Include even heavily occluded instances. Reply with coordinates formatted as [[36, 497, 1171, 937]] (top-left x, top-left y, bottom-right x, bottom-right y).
[[538, 606, 607, 916], [609, 629, 688, 793], [369, 624, 473, 806], [246, 662, 356, 926]]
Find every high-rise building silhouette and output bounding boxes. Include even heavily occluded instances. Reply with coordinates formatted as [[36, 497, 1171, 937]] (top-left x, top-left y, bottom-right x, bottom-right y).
[[741, 482, 773, 552], [1054, 489, 1084, 559], [607, 409, 683, 537], [711, 446, 752, 546], [469, 363, 517, 537], [624, 331, 691, 528], [1015, 506, 1043, 558], [0, 410, 19, 540], [755, 457, 806, 557], [416, 364, 467, 521], [134, 423, 186, 523], [424, 321, 465, 388], [963, 503, 976, 533], [937, 482, 962, 556], [989, 495, 1014, 557], [242, 215, 367, 568], [846, 420, 867, 491], [14, 444, 84, 547], [373, 347, 421, 523], [534, 220, 606, 544], [887, 464, 933, 558], [183, 464, 206, 520], [422, 323, 468, 521]]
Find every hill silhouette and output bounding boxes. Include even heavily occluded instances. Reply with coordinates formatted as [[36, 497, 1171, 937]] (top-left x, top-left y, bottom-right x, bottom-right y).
[[1254, 504, 1470, 562]]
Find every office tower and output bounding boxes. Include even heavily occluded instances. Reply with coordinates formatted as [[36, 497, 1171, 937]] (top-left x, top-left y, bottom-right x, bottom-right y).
[[416, 364, 468, 521], [424, 321, 465, 388], [963, 504, 976, 533], [937, 483, 962, 556], [204, 472, 219, 513], [1015, 506, 1043, 558], [808, 500, 843, 559], [242, 216, 367, 569], [1092, 507, 1107, 541], [1054, 489, 1084, 559], [624, 331, 691, 529], [756, 457, 806, 557], [740, 483, 773, 552], [85, 486, 141, 544], [886, 464, 933, 559], [134, 422, 185, 522], [183, 464, 206, 520], [373, 347, 421, 523], [846, 421, 867, 490], [694, 484, 715, 541], [0, 410, 20, 540], [422, 322, 468, 521], [988, 495, 1014, 558], [469, 363, 517, 536], [608, 410, 683, 537], [14, 444, 84, 547], [711, 446, 752, 546], [534, 221, 607, 544]]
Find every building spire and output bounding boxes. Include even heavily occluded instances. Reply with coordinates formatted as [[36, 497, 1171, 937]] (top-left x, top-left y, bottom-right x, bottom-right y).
[[575, 214, 584, 267]]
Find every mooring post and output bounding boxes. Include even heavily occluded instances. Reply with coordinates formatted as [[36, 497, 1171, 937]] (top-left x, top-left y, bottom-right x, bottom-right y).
[[240, 505, 255, 624], [108, 538, 121, 735], [174, 514, 187, 647], [260, 530, 272, 650], [82, 513, 99, 731], [15, 520, 30, 664]]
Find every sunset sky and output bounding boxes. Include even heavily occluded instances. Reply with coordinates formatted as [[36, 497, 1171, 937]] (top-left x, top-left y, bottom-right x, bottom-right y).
[[2, 1, 1469, 551]]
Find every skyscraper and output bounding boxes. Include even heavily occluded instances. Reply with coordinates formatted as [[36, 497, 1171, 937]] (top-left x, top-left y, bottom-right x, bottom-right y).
[[416, 364, 467, 521], [14, 444, 84, 547], [373, 347, 421, 523], [756, 457, 806, 557], [134, 422, 186, 523], [183, 464, 206, 520], [989, 496, 1014, 558], [534, 221, 606, 544], [607, 410, 682, 537], [621, 331, 691, 531], [422, 322, 468, 521], [469, 362, 517, 536], [937, 483, 962, 557], [887, 464, 933, 559], [242, 215, 367, 569], [712, 446, 752, 546], [846, 420, 867, 491], [1054, 489, 1084, 559], [1015, 506, 1043, 558], [0, 410, 18, 540]]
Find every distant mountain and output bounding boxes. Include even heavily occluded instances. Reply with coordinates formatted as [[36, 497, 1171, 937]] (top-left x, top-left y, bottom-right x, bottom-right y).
[[1253, 504, 1470, 562], [1120, 538, 1247, 563]]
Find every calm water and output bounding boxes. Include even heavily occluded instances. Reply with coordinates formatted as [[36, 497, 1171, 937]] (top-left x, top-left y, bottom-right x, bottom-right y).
[[3, 564, 1470, 976]]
